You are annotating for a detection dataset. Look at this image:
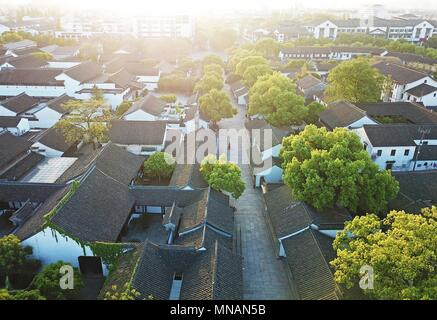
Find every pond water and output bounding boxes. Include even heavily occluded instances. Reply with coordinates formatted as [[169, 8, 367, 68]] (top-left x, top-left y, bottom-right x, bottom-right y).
[[22, 227, 110, 276]]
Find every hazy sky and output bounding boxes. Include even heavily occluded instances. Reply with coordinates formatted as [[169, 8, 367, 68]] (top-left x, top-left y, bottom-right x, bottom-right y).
[[3, 0, 437, 14]]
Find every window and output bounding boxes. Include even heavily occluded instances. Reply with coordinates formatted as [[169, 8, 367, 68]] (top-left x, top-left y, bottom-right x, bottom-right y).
[[377, 150, 382, 156], [390, 149, 396, 156], [169, 273, 183, 300], [404, 149, 410, 156]]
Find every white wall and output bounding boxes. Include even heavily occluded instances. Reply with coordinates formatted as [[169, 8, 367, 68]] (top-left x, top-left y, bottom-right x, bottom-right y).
[[348, 116, 378, 129], [0, 118, 30, 136], [255, 165, 283, 187], [47, 61, 81, 69], [123, 109, 157, 121], [32, 141, 64, 157], [354, 127, 416, 171], [31, 107, 63, 129], [0, 105, 16, 116], [0, 85, 66, 98]]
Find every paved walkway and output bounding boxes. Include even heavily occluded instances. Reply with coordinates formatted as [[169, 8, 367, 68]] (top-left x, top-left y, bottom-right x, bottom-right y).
[[219, 85, 293, 300]]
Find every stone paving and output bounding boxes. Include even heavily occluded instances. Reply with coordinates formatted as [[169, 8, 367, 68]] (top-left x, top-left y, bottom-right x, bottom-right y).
[[219, 85, 294, 300]]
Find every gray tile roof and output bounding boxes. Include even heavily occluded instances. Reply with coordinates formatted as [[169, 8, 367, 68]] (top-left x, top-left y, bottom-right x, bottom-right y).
[[0, 131, 32, 169], [0, 54, 49, 69], [0, 93, 39, 114], [0, 151, 44, 181], [0, 180, 65, 203], [35, 127, 74, 153], [14, 186, 69, 240], [178, 188, 234, 235], [405, 83, 437, 97], [390, 171, 437, 213], [3, 40, 36, 51], [175, 224, 233, 251], [132, 241, 243, 300], [44, 94, 75, 114], [282, 228, 341, 300], [356, 102, 437, 124], [51, 167, 136, 243], [264, 185, 350, 238], [125, 94, 167, 117], [109, 120, 166, 145], [64, 61, 102, 83], [386, 51, 437, 65], [362, 124, 437, 147], [95, 143, 145, 185], [0, 69, 63, 86], [373, 61, 429, 84], [297, 74, 323, 90], [169, 163, 208, 189], [0, 116, 23, 127], [320, 101, 368, 129]]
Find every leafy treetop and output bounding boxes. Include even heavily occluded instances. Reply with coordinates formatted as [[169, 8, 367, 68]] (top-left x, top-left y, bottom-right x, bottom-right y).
[[331, 207, 437, 300], [280, 125, 399, 213]]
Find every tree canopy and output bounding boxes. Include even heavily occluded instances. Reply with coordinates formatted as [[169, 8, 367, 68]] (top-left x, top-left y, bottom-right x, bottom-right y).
[[242, 63, 273, 88], [198, 89, 237, 125], [280, 125, 399, 213], [200, 154, 245, 199], [55, 97, 111, 149], [194, 72, 224, 95], [227, 48, 258, 73], [32, 261, 83, 300], [325, 58, 385, 103], [203, 63, 223, 77], [143, 152, 176, 183], [331, 207, 437, 300], [248, 72, 306, 126], [0, 235, 38, 285], [201, 54, 224, 68], [209, 28, 237, 50], [235, 55, 269, 77], [254, 37, 280, 58]]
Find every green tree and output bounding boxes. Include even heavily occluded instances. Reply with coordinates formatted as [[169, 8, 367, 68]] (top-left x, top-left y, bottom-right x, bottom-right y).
[[425, 36, 437, 49], [200, 154, 245, 199], [325, 58, 384, 103], [227, 48, 257, 73], [203, 63, 223, 77], [254, 37, 280, 58], [159, 94, 177, 104], [11, 289, 46, 300], [248, 72, 306, 126], [210, 28, 237, 50], [31, 51, 53, 61], [305, 101, 327, 124], [198, 89, 236, 125], [115, 101, 132, 117], [0, 32, 23, 44], [235, 55, 269, 77], [178, 59, 196, 72], [194, 73, 224, 95], [242, 63, 273, 87], [201, 54, 224, 68], [104, 283, 142, 300], [32, 261, 83, 300], [55, 98, 111, 149], [331, 207, 437, 300], [0, 235, 39, 287], [280, 125, 399, 213], [143, 152, 176, 183]]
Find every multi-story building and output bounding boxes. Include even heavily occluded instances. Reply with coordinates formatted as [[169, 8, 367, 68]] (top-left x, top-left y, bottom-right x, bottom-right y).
[[305, 17, 437, 43], [54, 14, 195, 40], [133, 15, 195, 39]]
